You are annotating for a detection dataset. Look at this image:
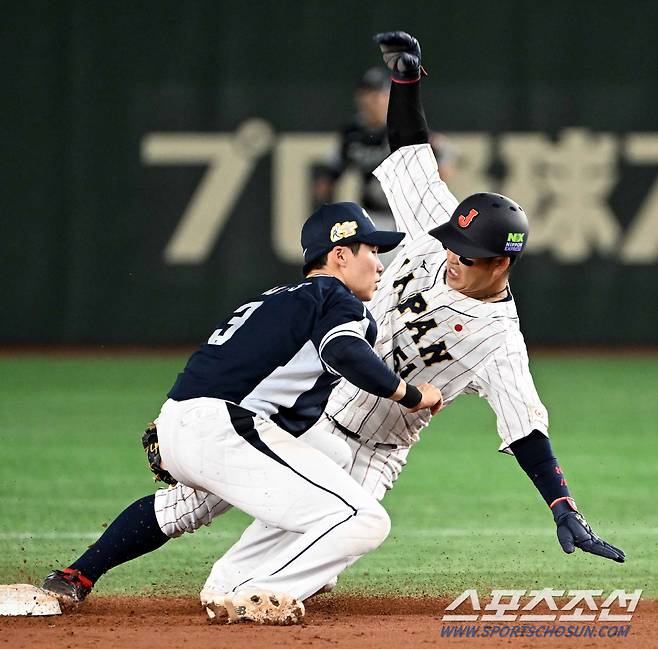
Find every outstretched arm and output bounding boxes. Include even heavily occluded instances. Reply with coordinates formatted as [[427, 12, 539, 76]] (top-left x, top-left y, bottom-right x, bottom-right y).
[[374, 31, 429, 151], [475, 341, 625, 564], [371, 31, 458, 238], [510, 431, 625, 563]]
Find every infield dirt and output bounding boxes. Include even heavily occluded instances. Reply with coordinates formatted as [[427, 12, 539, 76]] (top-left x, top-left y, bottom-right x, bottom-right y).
[[1, 595, 656, 649]]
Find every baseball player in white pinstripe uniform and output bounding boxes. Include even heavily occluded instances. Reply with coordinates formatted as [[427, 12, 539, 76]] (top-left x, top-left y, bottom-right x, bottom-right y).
[[317, 144, 544, 498], [42, 30, 624, 614], [195, 31, 624, 600]]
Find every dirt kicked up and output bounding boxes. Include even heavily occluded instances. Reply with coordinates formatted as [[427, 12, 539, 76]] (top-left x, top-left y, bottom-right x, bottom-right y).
[[2, 596, 656, 649]]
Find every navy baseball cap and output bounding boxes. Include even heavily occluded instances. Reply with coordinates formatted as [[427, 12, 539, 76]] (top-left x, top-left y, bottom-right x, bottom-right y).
[[301, 202, 405, 263]]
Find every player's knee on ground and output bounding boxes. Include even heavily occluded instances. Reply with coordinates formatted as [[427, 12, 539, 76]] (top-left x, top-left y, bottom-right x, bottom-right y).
[[302, 426, 352, 470], [154, 485, 231, 538]]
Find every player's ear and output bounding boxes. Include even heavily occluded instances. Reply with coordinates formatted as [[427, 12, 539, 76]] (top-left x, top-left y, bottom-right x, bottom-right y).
[[492, 256, 511, 276], [332, 246, 349, 267]]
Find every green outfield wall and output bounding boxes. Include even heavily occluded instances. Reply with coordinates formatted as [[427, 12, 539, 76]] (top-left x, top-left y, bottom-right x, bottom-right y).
[[3, 1, 658, 344]]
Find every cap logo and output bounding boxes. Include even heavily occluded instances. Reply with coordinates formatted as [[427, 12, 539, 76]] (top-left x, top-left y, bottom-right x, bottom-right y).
[[457, 208, 479, 228], [330, 221, 358, 242]]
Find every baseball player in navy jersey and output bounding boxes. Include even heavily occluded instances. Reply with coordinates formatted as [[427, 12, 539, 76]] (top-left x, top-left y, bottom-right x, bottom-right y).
[[193, 32, 624, 601], [42, 31, 623, 615], [42, 201, 443, 624]]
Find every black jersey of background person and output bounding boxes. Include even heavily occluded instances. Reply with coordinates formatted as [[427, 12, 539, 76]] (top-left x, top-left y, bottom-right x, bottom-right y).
[[324, 118, 391, 213]]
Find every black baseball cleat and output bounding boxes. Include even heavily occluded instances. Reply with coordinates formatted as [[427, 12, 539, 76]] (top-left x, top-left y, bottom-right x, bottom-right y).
[[41, 569, 93, 605]]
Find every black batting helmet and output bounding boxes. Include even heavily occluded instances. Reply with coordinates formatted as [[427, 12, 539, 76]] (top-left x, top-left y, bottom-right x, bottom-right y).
[[429, 192, 529, 259]]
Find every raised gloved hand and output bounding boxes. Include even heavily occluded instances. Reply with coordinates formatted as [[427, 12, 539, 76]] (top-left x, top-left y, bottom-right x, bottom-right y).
[[373, 31, 426, 82], [552, 499, 625, 563]]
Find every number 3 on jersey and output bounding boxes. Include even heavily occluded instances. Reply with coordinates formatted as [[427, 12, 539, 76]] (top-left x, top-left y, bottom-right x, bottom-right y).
[[208, 301, 263, 346]]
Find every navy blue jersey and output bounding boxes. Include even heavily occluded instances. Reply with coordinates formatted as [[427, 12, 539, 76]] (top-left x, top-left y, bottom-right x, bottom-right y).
[[168, 276, 380, 436]]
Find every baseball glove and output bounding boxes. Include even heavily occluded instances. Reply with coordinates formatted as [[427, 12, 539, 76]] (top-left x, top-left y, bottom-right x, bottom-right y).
[[553, 500, 625, 562], [373, 31, 427, 82], [141, 422, 177, 486]]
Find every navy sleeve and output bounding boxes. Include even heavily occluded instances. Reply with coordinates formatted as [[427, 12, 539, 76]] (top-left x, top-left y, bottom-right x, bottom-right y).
[[321, 336, 400, 398], [510, 430, 571, 507], [310, 289, 371, 353], [387, 80, 429, 152]]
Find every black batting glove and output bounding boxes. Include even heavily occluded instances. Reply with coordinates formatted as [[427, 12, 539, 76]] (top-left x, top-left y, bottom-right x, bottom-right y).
[[552, 499, 625, 563], [374, 31, 426, 82]]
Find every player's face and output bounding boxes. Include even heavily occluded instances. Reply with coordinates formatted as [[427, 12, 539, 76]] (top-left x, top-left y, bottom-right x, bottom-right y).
[[444, 248, 508, 299], [355, 89, 389, 128], [342, 244, 385, 301]]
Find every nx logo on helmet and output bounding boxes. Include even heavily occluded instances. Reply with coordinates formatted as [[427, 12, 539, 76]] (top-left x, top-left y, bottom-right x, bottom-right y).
[[504, 232, 525, 252], [330, 221, 358, 242], [457, 208, 479, 228]]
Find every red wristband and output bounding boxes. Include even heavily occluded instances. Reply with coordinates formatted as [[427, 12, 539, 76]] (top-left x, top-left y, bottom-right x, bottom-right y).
[[549, 496, 577, 511], [392, 76, 421, 84], [391, 66, 428, 85]]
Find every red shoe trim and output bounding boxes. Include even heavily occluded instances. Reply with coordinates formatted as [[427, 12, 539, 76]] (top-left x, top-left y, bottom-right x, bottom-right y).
[[63, 567, 94, 589]]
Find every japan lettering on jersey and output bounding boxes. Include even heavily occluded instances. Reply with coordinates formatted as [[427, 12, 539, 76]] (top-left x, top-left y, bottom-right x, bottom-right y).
[[325, 144, 548, 451], [168, 276, 377, 436]]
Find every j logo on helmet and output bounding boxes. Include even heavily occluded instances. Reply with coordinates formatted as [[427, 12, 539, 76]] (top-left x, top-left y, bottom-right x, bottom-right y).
[[457, 209, 479, 228]]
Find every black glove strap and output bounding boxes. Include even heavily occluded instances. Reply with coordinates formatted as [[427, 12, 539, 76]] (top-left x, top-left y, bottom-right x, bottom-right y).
[[550, 497, 578, 519]]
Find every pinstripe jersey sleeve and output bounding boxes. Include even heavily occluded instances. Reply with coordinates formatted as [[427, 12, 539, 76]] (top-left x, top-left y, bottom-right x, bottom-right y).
[[372, 143, 459, 241], [470, 330, 549, 453]]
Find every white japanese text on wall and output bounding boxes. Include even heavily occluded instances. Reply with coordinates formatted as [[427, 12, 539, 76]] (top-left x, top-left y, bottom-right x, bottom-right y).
[[142, 123, 658, 265]]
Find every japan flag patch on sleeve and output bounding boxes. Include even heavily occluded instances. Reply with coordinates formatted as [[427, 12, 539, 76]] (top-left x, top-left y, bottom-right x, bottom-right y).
[[528, 404, 549, 429]]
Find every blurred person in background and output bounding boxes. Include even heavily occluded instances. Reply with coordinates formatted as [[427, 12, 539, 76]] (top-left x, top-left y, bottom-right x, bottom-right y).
[[313, 67, 456, 234]]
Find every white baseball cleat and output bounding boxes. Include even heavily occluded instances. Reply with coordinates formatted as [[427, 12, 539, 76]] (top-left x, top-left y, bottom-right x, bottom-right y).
[[223, 590, 305, 625], [200, 588, 229, 623]]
